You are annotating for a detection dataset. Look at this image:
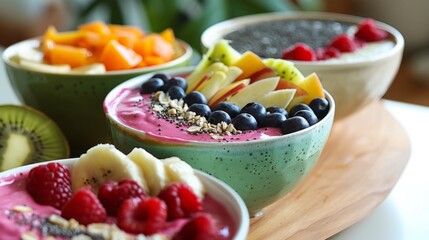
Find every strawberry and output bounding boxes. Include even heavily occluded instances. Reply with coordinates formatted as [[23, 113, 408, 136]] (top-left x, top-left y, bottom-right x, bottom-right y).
[[329, 34, 358, 53], [173, 213, 225, 240], [281, 43, 316, 61], [26, 162, 72, 210], [98, 180, 147, 216], [117, 197, 167, 235], [158, 183, 203, 221], [355, 19, 388, 42], [61, 187, 107, 225]]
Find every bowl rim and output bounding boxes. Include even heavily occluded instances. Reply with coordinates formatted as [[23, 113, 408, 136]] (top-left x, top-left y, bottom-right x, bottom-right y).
[[2, 38, 193, 76], [103, 66, 335, 146], [201, 11, 405, 68], [0, 157, 250, 240]]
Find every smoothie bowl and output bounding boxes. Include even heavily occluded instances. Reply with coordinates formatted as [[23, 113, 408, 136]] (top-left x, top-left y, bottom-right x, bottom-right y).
[[104, 41, 335, 216], [201, 12, 404, 120], [0, 144, 249, 239], [2, 21, 193, 155]]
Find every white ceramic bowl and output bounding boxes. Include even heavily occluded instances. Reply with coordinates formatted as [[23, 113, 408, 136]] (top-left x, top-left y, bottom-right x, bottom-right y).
[[201, 12, 404, 120], [0, 158, 249, 240]]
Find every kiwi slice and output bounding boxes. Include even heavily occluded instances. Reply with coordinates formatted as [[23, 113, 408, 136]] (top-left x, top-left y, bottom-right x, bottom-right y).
[[0, 105, 69, 171]]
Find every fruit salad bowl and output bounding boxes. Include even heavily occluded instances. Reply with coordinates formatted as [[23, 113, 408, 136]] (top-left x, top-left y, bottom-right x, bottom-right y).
[[104, 66, 335, 216], [201, 11, 404, 120], [0, 145, 249, 239], [2, 25, 193, 155]]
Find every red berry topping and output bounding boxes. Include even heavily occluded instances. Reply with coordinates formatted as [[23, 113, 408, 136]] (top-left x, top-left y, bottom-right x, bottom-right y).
[[329, 34, 358, 53], [315, 47, 341, 60], [173, 213, 224, 240], [117, 197, 167, 235], [355, 19, 388, 42], [98, 180, 147, 216], [26, 162, 72, 210], [61, 187, 107, 225], [281, 43, 316, 61], [158, 183, 203, 221]]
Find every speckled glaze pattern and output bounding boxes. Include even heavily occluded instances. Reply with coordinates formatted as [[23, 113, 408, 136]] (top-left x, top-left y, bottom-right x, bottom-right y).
[[104, 68, 335, 215], [3, 39, 192, 155]]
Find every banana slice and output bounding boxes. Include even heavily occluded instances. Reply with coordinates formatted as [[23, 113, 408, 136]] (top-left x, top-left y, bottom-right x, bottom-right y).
[[162, 157, 205, 199], [71, 144, 148, 193], [127, 148, 169, 196]]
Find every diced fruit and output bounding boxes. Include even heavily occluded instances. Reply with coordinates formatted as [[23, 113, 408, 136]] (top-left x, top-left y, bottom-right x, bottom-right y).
[[79, 21, 111, 35], [98, 180, 147, 216], [117, 197, 167, 235], [61, 187, 107, 225], [257, 89, 296, 109], [295, 73, 325, 104], [281, 43, 316, 61], [134, 34, 174, 61], [232, 113, 258, 131], [208, 79, 250, 108], [158, 183, 203, 221], [172, 213, 223, 240], [294, 110, 318, 126], [184, 91, 208, 106], [309, 97, 330, 120], [260, 113, 287, 128], [208, 110, 232, 125], [263, 58, 304, 85], [213, 102, 241, 119], [227, 77, 280, 108], [329, 34, 358, 53], [26, 162, 72, 210], [232, 51, 266, 80], [355, 19, 388, 42], [240, 102, 266, 125], [281, 116, 310, 135], [48, 44, 91, 68], [188, 104, 212, 119], [100, 40, 142, 71], [160, 28, 175, 44]]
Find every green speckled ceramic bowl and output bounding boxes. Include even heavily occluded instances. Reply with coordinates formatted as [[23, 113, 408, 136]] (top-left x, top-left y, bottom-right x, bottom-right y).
[[2, 39, 192, 155], [104, 67, 335, 216]]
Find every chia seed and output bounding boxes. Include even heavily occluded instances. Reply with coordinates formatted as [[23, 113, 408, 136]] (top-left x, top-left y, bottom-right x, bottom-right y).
[[224, 19, 354, 58]]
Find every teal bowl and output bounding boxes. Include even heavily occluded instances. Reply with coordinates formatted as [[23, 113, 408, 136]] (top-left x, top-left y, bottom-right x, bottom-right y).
[[2, 39, 192, 156], [104, 67, 335, 216]]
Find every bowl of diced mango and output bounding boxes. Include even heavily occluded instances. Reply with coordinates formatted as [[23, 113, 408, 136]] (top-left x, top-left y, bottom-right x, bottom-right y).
[[2, 21, 193, 155]]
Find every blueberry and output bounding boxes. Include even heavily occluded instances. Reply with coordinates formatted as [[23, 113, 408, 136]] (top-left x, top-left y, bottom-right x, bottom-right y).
[[261, 112, 287, 128], [213, 102, 241, 118], [281, 116, 310, 135], [188, 103, 212, 119], [232, 113, 258, 131], [209, 110, 232, 125], [183, 91, 207, 106], [167, 86, 186, 100], [294, 110, 318, 126], [163, 76, 188, 92], [288, 103, 312, 116], [140, 78, 164, 94], [266, 106, 288, 118], [309, 97, 330, 120], [240, 102, 266, 125], [151, 73, 171, 83]]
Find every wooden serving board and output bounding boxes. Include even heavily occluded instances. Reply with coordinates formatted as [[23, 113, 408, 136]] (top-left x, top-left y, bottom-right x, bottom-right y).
[[248, 101, 411, 240]]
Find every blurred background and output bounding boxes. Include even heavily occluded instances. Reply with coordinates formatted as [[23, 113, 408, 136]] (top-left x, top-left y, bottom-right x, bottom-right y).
[[1, 0, 428, 106]]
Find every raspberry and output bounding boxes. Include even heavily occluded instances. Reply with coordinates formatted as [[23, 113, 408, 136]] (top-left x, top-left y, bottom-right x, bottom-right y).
[[329, 34, 358, 53], [315, 47, 341, 60], [158, 183, 203, 220], [98, 180, 147, 216], [61, 187, 107, 225], [355, 19, 388, 42], [117, 197, 167, 235], [173, 213, 225, 240], [281, 43, 316, 61], [26, 162, 72, 210]]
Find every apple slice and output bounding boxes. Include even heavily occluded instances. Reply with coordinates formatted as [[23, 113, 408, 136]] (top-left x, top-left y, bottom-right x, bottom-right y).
[[208, 79, 250, 107], [248, 67, 277, 83], [186, 62, 228, 93], [226, 77, 280, 108], [224, 66, 243, 86], [257, 89, 296, 109], [295, 72, 325, 104], [195, 71, 228, 100], [276, 78, 308, 96], [232, 51, 266, 80]]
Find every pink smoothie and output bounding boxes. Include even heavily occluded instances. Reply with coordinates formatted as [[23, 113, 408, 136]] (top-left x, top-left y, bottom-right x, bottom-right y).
[[0, 171, 237, 239], [106, 87, 282, 144]]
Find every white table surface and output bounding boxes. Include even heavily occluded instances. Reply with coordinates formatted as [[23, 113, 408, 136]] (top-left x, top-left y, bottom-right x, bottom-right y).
[[1, 48, 428, 239]]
